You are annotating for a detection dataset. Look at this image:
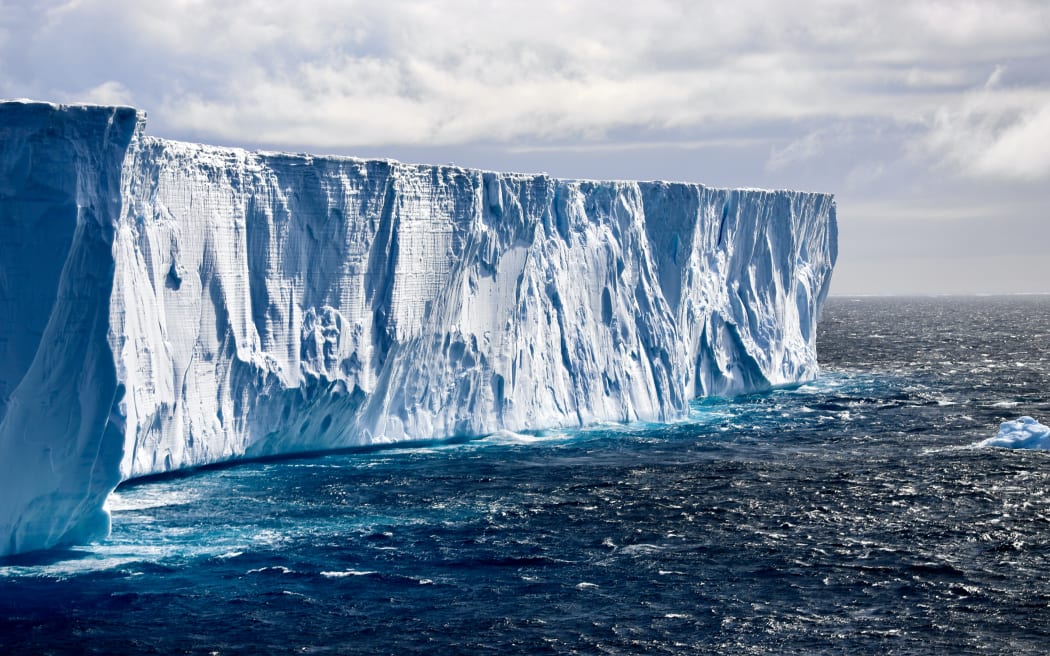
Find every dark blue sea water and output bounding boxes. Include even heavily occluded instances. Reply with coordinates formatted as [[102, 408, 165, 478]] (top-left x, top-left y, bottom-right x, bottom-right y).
[[3, 296, 1050, 654]]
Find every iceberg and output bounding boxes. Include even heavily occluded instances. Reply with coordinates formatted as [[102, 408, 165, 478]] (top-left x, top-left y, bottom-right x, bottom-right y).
[[0, 100, 837, 556], [978, 416, 1050, 450]]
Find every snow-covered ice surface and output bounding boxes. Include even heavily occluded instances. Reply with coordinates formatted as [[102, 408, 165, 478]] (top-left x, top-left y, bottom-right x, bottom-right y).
[[977, 416, 1050, 450], [0, 100, 837, 556]]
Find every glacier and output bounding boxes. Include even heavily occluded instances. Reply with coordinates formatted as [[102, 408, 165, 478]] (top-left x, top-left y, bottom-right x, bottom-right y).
[[0, 100, 837, 557]]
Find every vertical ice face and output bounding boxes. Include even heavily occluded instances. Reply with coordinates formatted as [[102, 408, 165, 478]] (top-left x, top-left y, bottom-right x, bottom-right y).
[[0, 101, 837, 556], [0, 101, 141, 556]]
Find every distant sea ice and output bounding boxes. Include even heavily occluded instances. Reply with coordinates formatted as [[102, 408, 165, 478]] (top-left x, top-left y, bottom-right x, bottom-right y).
[[978, 416, 1050, 450]]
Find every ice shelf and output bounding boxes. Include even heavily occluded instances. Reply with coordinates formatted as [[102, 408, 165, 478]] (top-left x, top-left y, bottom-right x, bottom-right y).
[[0, 100, 837, 556]]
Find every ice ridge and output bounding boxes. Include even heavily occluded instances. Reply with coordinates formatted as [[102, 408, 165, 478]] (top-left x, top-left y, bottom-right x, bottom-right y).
[[0, 100, 837, 556]]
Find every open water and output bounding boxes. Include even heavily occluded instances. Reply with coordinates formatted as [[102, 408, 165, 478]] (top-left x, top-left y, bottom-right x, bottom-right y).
[[2, 296, 1050, 654]]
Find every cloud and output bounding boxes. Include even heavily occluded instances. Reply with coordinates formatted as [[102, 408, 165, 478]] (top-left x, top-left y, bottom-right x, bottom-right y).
[[1, 0, 1049, 160], [767, 129, 835, 172], [77, 80, 133, 106], [2, 0, 1049, 295], [923, 67, 1050, 181], [975, 104, 1050, 179]]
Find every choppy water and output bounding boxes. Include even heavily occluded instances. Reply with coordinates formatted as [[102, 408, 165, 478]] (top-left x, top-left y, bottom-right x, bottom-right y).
[[2, 296, 1050, 654]]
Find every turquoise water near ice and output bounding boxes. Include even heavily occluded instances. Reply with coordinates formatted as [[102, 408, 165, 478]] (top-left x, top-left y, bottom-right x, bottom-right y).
[[2, 296, 1050, 654]]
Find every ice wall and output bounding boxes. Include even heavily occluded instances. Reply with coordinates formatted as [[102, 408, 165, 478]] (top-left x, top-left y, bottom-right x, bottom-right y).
[[0, 102, 140, 556], [0, 101, 837, 556]]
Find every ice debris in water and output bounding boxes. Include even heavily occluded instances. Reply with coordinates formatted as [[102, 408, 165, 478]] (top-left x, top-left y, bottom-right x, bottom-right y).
[[978, 416, 1050, 450]]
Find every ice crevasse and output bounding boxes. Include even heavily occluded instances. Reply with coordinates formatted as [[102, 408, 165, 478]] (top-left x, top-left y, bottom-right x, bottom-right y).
[[0, 101, 838, 556]]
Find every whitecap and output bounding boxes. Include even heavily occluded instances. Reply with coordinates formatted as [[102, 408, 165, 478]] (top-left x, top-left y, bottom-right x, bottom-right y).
[[252, 529, 288, 546], [619, 543, 666, 555], [247, 566, 292, 575], [106, 488, 197, 512], [216, 551, 243, 559], [321, 569, 377, 578], [482, 429, 567, 445]]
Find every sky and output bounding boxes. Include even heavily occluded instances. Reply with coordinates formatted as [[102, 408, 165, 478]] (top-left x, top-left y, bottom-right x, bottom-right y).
[[2, 0, 1048, 295]]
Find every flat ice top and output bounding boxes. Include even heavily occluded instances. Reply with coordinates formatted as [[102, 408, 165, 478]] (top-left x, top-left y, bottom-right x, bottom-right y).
[[0, 99, 828, 196], [1, 98, 139, 111], [153, 136, 818, 193]]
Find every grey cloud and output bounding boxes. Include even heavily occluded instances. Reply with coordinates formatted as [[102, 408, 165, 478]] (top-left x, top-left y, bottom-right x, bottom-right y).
[[923, 72, 1050, 181], [3, 0, 1047, 152], [2, 0, 1050, 293]]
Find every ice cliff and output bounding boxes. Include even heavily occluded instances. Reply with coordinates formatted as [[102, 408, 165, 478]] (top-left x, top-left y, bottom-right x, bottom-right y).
[[0, 100, 837, 556]]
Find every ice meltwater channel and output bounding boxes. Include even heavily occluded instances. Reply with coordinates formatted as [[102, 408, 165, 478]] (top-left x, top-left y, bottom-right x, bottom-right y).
[[0, 100, 837, 556]]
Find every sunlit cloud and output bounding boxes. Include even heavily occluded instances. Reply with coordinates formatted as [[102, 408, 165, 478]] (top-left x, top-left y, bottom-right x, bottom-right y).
[[923, 67, 1050, 181], [76, 80, 133, 106]]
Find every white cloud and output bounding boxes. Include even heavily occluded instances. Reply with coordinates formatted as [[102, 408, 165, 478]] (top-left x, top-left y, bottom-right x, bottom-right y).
[[1, 0, 1046, 152], [2, 1, 1049, 181], [767, 130, 833, 172], [3, 0, 1050, 294], [974, 104, 1050, 179], [843, 162, 887, 191], [924, 68, 1050, 181], [77, 80, 133, 106]]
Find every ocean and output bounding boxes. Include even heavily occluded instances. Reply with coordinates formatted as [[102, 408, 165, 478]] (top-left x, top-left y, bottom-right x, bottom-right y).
[[2, 296, 1049, 654]]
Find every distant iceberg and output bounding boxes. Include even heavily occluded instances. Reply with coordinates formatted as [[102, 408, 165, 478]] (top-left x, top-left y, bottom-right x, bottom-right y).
[[0, 100, 837, 556], [978, 416, 1050, 450]]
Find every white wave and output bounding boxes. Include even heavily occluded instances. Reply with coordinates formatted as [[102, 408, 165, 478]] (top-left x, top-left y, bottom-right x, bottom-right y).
[[481, 429, 567, 445], [618, 543, 667, 555], [247, 566, 292, 575], [321, 569, 377, 578], [106, 488, 198, 512], [990, 401, 1020, 408], [216, 551, 243, 559]]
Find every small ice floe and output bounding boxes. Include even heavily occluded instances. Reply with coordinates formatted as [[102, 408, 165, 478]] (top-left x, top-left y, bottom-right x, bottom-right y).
[[977, 416, 1050, 450]]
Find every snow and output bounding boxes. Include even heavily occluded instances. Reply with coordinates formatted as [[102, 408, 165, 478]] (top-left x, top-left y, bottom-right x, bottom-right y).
[[978, 416, 1050, 450], [0, 100, 838, 556]]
